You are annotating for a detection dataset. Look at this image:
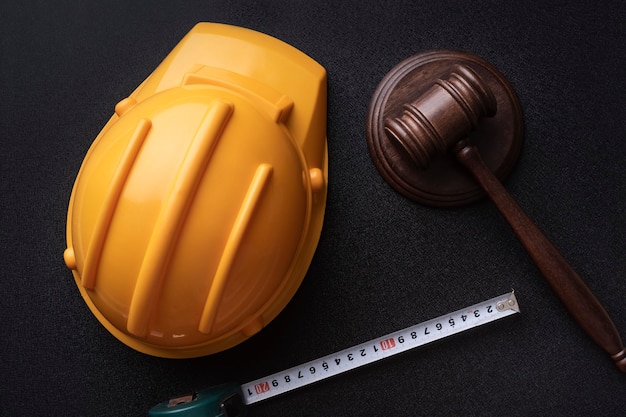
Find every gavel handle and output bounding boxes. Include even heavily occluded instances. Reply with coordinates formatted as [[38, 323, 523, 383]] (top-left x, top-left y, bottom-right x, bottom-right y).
[[454, 139, 626, 372]]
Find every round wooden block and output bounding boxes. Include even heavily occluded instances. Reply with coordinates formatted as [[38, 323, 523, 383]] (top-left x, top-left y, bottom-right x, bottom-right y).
[[366, 50, 524, 207]]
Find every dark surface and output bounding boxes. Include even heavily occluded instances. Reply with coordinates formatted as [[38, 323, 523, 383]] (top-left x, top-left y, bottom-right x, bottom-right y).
[[1, 1, 625, 416]]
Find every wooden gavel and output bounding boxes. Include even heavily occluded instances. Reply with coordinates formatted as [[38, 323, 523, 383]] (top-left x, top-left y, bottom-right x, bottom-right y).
[[384, 65, 626, 372]]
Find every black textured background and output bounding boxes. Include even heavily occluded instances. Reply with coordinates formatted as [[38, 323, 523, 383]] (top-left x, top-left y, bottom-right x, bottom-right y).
[[1, 1, 625, 416]]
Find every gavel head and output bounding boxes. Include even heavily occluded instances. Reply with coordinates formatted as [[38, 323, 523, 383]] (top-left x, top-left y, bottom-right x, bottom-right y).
[[366, 50, 524, 207], [384, 65, 497, 170]]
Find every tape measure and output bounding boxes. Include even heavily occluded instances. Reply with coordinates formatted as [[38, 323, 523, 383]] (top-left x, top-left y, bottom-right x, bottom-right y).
[[149, 291, 520, 417]]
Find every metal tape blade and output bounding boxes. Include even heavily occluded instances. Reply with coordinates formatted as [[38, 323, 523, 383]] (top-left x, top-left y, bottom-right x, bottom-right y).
[[242, 291, 519, 405]]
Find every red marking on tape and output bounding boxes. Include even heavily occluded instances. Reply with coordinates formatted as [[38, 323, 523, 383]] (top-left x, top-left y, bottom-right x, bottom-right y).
[[254, 382, 270, 394], [380, 338, 396, 350]]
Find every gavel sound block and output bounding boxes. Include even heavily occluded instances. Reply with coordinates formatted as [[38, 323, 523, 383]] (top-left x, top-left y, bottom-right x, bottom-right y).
[[366, 50, 626, 371]]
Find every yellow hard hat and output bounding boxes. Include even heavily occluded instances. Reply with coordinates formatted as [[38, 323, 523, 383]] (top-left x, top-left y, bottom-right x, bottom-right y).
[[63, 23, 327, 358]]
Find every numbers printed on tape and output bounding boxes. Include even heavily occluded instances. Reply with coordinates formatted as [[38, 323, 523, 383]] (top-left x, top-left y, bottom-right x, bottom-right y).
[[380, 338, 396, 350], [242, 292, 519, 405]]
